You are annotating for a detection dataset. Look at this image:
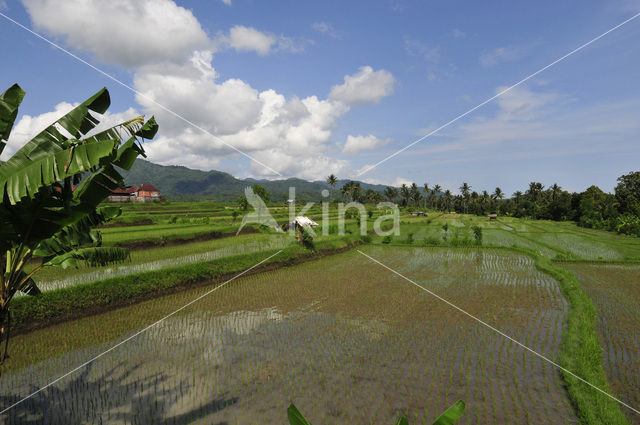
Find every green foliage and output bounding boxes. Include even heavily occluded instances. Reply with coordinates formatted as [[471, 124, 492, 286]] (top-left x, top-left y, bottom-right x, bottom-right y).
[[287, 400, 465, 425], [472, 225, 483, 245], [301, 227, 314, 249], [9, 237, 358, 332], [406, 232, 414, 244], [382, 235, 392, 244], [0, 84, 157, 361], [360, 234, 372, 243], [251, 184, 270, 202]]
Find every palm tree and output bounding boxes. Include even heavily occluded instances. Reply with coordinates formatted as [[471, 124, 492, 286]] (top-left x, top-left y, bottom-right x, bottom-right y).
[[0, 84, 158, 360], [422, 183, 430, 208], [513, 191, 523, 206], [384, 186, 398, 202], [459, 182, 471, 213], [400, 183, 410, 206], [481, 190, 490, 214], [493, 187, 504, 200], [326, 174, 337, 201], [340, 181, 352, 201], [550, 183, 561, 202], [443, 189, 453, 212], [410, 182, 421, 207], [431, 184, 442, 210], [527, 182, 544, 219]]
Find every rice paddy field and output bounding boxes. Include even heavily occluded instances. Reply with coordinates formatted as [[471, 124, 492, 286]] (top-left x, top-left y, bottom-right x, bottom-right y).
[[3, 202, 640, 424], [2, 247, 576, 424], [563, 263, 640, 425]]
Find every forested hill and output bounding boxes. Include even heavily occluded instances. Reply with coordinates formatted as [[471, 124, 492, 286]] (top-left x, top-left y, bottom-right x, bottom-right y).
[[119, 159, 387, 202]]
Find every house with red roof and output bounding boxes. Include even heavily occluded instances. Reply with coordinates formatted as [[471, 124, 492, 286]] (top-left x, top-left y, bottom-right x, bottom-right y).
[[107, 184, 162, 202]]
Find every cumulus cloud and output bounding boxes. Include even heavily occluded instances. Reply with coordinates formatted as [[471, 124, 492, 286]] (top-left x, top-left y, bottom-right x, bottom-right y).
[[216, 25, 275, 56], [342, 134, 391, 154], [311, 21, 342, 38], [214, 25, 309, 55], [133, 50, 352, 178], [329, 66, 395, 105], [22, 0, 210, 68], [19, 0, 382, 179], [410, 84, 640, 168], [1, 101, 141, 160], [480, 45, 524, 67]]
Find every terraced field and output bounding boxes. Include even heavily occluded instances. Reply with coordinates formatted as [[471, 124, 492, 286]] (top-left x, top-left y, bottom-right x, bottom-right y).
[[1, 247, 576, 424], [563, 263, 640, 424]]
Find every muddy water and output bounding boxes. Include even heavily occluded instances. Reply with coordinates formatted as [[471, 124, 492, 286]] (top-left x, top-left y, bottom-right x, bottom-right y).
[[0, 247, 576, 424]]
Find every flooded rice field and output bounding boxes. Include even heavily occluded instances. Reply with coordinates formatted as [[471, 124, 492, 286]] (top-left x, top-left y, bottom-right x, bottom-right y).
[[564, 263, 640, 425], [1, 247, 575, 424]]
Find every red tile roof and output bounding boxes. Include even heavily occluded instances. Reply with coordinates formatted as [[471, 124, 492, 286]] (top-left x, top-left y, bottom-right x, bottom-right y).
[[139, 184, 159, 192]]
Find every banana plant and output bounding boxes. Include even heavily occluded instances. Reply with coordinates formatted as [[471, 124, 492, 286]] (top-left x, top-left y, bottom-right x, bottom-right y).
[[0, 84, 158, 364], [287, 400, 465, 425]]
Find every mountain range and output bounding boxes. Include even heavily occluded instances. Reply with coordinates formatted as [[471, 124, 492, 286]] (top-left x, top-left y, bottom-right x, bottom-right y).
[[119, 159, 389, 202]]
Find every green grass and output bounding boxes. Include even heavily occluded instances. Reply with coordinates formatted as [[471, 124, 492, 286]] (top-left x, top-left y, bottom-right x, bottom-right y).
[[10, 234, 360, 333]]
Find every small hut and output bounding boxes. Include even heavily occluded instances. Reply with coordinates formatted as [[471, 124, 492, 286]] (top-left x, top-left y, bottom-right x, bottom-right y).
[[488, 214, 498, 221], [286, 216, 319, 242]]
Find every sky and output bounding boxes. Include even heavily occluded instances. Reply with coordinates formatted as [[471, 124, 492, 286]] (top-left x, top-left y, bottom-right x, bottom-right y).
[[0, 0, 639, 195]]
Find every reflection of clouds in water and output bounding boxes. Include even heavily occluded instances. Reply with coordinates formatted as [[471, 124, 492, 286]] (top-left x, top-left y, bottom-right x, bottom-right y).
[[146, 308, 285, 366]]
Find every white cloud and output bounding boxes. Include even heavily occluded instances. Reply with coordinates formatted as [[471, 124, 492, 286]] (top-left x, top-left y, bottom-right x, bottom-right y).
[[2, 102, 141, 160], [0, 0, 8, 10], [133, 50, 352, 179], [452, 28, 466, 39], [342, 134, 391, 154], [217, 25, 275, 56], [311, 21, 342, 38], [19, 0, 357, 179], [329, 66, 395, 105], [480, 45, 523, 67], [393, 177, 413, 187], [22, 0, 210, 68], [410, 85, 640, 166], [219, 0, 231, 5], [214, 25, 309, 56]]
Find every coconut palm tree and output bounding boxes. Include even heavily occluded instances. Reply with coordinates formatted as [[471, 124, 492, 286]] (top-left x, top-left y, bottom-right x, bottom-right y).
[[422, 183, 430, 208], [0, 84, 158, 361], [459, 182, 471, 213], [443, 189, 453, 212], [384, 186, 398, 202], [493, 187, 504, 200], [550, 183, 561, 202], [410, 182, 421, 207], [326, 174, 337, 201], [400, 183, 410, 206]]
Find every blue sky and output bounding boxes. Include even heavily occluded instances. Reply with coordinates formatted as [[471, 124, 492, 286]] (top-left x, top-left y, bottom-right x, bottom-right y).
[[0, 0, 639, 195]]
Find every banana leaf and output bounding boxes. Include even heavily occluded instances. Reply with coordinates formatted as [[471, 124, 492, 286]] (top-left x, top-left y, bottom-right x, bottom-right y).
[[0, 84, 26, 155], [43, 247, 130, 269]]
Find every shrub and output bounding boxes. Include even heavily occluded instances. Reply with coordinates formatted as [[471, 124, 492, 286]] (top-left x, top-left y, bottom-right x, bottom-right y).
[[168, 215, 178, 224], [382, 235, 392, 244], [423, 237, 440, 246], [360, 234, 372, 243], [301, 227, 314, 249], [472, 225, 483, 245], [406, 232, 414, 244]]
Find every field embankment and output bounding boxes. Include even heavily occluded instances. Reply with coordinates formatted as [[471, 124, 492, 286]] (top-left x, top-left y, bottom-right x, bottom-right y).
[[10, 235, 360, 336]]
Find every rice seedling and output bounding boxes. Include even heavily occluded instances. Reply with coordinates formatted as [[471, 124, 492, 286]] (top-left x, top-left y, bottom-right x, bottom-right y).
[[0, 246, 576, 424]]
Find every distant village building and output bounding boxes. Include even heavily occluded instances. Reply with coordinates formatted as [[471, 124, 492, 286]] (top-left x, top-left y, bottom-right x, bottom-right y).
[[488, 213, 498, 220], [107, 184, 163, 202]]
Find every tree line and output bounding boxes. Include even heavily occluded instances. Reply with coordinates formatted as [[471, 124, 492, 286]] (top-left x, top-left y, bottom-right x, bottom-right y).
[[325, 172, 640, 237]]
